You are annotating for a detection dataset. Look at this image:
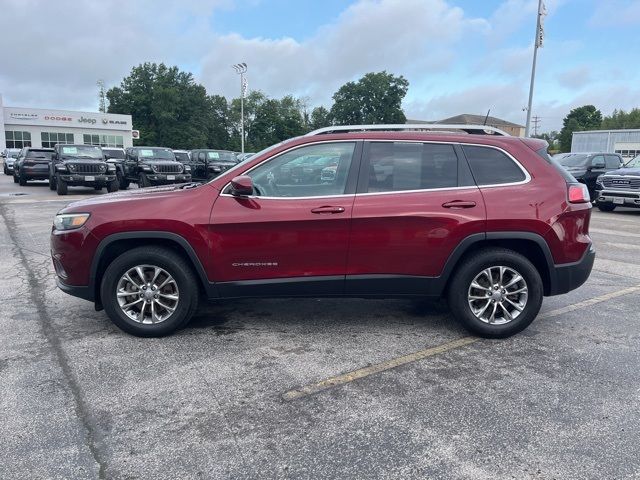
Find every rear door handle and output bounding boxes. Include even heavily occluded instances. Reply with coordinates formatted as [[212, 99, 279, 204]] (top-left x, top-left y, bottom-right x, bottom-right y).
[[442, 200, 477, 209], [311, 206, 345, 214]]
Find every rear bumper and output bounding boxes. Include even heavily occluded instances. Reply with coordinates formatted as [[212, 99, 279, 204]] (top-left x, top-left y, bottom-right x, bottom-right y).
[[21, 167, 49, 179], [548, 244, 595, 296]]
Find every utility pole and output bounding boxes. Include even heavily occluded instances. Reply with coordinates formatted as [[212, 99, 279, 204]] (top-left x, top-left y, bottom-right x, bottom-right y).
[[525, 0, 546, 137], [532, 115, 541, 136], [232, 63, 248, 154]]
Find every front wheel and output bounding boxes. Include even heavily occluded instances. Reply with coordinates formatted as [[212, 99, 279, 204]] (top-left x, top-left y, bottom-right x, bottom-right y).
[[117, 172, 130, 190], [100, 247, 199, 337], [49, 175, 57, 190], [447, 248, 543, 338], [56, 178, 68, 195], [3, 165, 7, 175], [13, 172, 19, 184], [106, 179, 119, 193], [597, 202, 616, 212], [138, 173, 150, 188]]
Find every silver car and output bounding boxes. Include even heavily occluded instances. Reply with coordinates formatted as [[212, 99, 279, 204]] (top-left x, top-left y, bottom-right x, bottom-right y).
[[2, 148, 21, 175]]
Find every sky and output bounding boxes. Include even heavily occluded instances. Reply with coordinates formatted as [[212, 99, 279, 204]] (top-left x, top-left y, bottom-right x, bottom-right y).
[[1, 0, 639, 132]]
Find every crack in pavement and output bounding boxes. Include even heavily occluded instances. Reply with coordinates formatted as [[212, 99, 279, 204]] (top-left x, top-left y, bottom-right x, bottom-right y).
[[0, 202, 108, 479]]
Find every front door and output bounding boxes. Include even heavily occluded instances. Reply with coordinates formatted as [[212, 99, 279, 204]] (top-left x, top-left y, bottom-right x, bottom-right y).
[[209, 141, 362, 297], [346, 140, 486, 295]]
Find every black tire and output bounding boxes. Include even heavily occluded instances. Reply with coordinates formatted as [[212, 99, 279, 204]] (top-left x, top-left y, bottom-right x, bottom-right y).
[[447, 247, 543, 338], [597, 203, 616, 212], [100, 246, 199, 337], [13, 172, 19, 183], [49, 175, 56, 190], [106, 179, 119, 193], [19, 172, 27, 186], [138, 172, 150, 188], [3, 165, 7, 175], [56, 177, 68, 195], [117, 172, 130, 190]]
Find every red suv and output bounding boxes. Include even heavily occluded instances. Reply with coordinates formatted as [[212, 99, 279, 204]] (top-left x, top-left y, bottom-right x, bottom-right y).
[[51, 125, 595, 338]]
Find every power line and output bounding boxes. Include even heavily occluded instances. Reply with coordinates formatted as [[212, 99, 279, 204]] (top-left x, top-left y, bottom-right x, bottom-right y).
[[532, 115, 541, 136]]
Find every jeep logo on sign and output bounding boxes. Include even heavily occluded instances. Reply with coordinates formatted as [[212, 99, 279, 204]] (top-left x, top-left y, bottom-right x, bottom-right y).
[[78, 116, 97, 124]]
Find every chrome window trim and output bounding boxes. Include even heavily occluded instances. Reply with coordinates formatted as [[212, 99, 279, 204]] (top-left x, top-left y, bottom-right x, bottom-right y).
[[219, 139, 531, 200]]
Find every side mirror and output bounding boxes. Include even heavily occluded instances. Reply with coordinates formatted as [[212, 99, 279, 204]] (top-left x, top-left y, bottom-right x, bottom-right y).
[[229, 175, 254, 196], [104, 154, 111, 160]]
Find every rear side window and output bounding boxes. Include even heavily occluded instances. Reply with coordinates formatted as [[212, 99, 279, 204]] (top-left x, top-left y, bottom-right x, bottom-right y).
[[536, 147, 575, 182], [463, 145, 526, 186], [365, 142, 458, 193]]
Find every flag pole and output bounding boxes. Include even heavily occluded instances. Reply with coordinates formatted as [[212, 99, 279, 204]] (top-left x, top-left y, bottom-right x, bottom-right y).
[[525, 0, 544, 137]]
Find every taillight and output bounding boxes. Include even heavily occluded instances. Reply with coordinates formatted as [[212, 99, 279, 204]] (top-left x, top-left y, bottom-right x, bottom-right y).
[[568, 183, 590, 203]]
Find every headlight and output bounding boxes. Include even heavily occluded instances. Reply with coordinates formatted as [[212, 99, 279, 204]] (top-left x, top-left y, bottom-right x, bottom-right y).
[[53, 213, 90, 231], [55, 164, 68, 171], [99, 164, 107, 173], [183, 165, 191, 172], [107, 164, 116, 172], [596, 176, 604, 185], [142, 165, 153, 172], [67, 163, 76, 172]]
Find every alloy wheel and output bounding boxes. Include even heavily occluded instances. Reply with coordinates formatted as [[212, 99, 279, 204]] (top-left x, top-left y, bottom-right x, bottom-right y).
[[467, 266, 528, 325]]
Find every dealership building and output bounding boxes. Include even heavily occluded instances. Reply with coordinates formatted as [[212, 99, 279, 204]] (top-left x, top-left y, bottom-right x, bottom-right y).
[[571, 129, 640, 159], [0, 94, 134, 151]]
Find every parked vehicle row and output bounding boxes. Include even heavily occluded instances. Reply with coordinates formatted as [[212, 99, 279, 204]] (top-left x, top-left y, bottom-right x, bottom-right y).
[[2, 148, 21, 175], [594, 154, 640, 211]]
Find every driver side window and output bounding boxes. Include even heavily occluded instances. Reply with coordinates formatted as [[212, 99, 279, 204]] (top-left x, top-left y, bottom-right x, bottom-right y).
[[247, 142, 356, 198]]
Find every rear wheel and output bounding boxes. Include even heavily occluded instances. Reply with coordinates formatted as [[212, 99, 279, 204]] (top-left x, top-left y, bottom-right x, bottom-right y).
[[447, 248, 543, 338], [13, 172, 19, 183], [3, 165, 7, 175], [56, 178, 68, 195], [597, 203, 616, 212], [49, 174, 56, 190], [18, 172, 27, 186], [100, 246, 199, 337], [117, 172, 130, 190]]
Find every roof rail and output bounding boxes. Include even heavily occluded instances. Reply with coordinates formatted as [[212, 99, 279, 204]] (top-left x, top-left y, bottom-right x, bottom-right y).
[[305, 124, 510, 137]]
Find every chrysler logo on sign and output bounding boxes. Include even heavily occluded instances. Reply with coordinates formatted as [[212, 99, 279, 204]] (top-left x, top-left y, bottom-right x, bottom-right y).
[[9, 112, 38, 120]]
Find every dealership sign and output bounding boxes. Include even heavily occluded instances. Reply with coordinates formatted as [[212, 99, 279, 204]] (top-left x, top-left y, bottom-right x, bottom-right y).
[[4, 108, 131, 131]]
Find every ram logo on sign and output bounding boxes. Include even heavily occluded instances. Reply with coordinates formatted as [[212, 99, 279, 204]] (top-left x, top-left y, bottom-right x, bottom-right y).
[[132, 130, 140, 139]]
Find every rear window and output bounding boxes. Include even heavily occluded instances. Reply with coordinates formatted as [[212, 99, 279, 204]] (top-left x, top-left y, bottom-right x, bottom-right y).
[[104, 149, 125, 159], [535, 147, 575, 183], [26, 150, 53, 159], [463, 145, 526, 186]]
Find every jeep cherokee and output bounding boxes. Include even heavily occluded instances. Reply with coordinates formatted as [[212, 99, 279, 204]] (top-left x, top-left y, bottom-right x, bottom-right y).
[[14, 147, 54, 185], [51, 125, 595, 338], [49, 144, 118, 195]]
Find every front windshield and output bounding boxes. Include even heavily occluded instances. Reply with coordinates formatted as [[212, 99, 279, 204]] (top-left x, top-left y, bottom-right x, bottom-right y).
[[60, 145, 103, 159], [138, 148, 175, 160], [207, 151, 236, 162], [174, 152, 190, 162], [559, 154, 590, 167], [7, 150, 20, 158], [624, 155, 640, 168], [104, 149, 125, 159]]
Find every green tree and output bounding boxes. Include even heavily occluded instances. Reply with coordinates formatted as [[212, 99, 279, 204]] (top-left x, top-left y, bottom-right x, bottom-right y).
[[558, 105, 602, 152], [601, 108, 640, 129], [205, 94, 231, 149], [330, 71, 409, 125], [107, 62, 211, 148], [309, 106, 332, 130]]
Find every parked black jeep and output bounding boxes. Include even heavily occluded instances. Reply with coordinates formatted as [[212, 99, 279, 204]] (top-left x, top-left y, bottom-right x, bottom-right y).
[[123, 147, 191, 187], [102, 147, 128, 189], [557, 153, 623, 197], [183, 149, 237, 182], [49, 145, 118, 195]]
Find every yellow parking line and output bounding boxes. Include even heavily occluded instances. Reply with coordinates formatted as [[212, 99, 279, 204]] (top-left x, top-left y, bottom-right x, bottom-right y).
[[282, 284, 640, 401]]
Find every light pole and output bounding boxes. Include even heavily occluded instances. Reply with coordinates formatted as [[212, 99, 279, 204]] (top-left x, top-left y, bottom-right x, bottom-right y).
[[525, 0, 546, 137], [232, 63, 248, 154]]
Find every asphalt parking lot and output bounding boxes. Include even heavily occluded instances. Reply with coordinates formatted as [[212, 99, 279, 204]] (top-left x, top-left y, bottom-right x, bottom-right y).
[[1, 173, 639, 479]]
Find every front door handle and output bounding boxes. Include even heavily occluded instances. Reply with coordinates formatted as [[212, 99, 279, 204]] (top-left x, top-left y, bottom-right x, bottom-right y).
[[311, 206, 345, 214], [442, 200, 477, 209]]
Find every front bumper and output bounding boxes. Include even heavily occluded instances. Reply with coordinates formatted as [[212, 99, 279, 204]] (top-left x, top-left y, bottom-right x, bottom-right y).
[[595, 187, 640, 207], [59, 174, 116, 185], [56, 276, 94, 302], [145, 173, 192, 184], [548, 244, 595, 296]]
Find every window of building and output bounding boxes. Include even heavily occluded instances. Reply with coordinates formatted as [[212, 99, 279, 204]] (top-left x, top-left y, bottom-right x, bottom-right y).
[[41, 132, 74, 148], [5, 131, 32, 149], [462, 145, 527, 186], [616, 149, 640, 159], [83, 134, 124, 148], [364, 142, 458, 193]]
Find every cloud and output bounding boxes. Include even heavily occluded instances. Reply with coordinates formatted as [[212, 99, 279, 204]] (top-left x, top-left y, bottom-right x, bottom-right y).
[[556, 65, 591, 90], [589, 0, 640, 27]]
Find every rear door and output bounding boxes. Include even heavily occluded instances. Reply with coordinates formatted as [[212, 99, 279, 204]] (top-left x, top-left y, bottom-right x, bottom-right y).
[[209, 141, 362, 297], [345, 141, 486, 295]]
